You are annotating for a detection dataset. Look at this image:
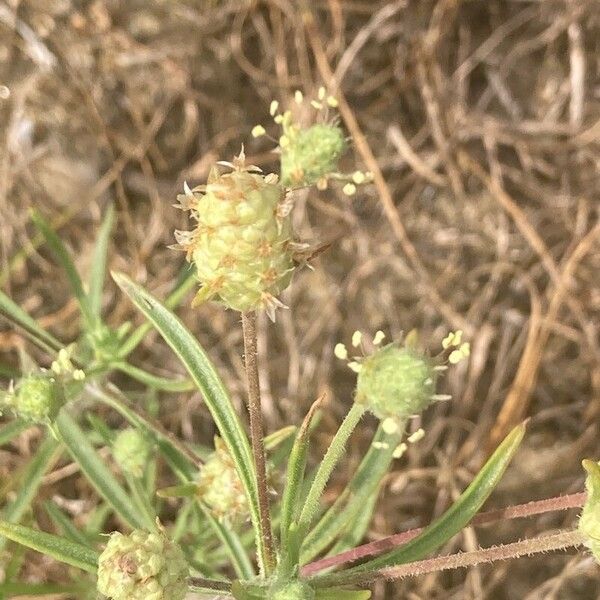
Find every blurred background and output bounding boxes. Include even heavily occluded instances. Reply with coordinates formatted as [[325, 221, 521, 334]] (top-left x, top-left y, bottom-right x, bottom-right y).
[[0, 0, 599, 597]]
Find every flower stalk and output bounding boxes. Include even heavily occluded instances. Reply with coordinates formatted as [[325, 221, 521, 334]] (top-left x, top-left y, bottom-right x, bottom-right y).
[[242, 310, 276, 574]]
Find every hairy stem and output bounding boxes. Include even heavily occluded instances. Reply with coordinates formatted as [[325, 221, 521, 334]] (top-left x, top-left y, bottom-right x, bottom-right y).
[[241, 311, 275, 574], [303, 491, 586, 575], [329, 530, 584, 585], [297, 402, 366, 540]]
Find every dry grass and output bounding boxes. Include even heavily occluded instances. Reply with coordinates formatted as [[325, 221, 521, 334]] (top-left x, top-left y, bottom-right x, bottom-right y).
[[1, 0, 599, 597]]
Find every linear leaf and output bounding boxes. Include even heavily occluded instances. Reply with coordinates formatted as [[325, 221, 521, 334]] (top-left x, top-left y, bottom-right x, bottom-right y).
[[301, 424, 404, 563], [0, 435, 61, 551], [0, 520, 98, 573], [313, 423, 526, 586], [0, 583, 83, 596], [280, 396, 323, 572], [112, 272, 261, 556], [44, 500, 93, 547], [31, 210, 93, 328], [55, 411, 150, 530], [117, 266, 196, 358], [88, 203, 115, 320], [0, 420, 30, 446], [112, 361, 194, 392], [0, 289, 62, 354]]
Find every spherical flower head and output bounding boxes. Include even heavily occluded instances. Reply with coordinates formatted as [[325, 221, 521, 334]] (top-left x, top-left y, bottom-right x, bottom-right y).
[[196, 438, 248, 521], [281, 123, 347, 187], [175, 150, 295, 319], [97, 529, 188, 600], [579, 459, 600, 561], [271, 580, 315, 600], [112, 428, 152, 478], [355, 343, 437, 421], [10, 373, 65, 423]]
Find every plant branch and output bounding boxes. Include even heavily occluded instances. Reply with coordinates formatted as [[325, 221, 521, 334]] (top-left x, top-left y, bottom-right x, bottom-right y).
[[302, 491, 586, 575], [315, 530, 585, 586], [241, 311, 275, 574], [297, 402, 366, 540], [188, 576, 231, 593]]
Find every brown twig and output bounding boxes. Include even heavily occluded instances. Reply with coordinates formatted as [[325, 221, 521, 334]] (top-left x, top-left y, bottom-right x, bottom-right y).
[[241, 310, 275, 574]]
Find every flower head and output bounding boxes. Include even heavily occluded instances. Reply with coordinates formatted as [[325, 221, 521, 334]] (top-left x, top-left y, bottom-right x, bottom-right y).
[[174, 148, 295, 319], [97, 529, 188, 600]]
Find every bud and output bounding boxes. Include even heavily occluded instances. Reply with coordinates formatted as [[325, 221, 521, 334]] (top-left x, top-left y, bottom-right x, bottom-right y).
[[355, 343, 437, 422], [196, 438, 248, 521], [175, 150, 294, 319], [9, 373, 65, 423], [112, 428, 152, 478], [280, 123, 347, 187], [97, 529, 188, 600], [579, 459, 600, 561]]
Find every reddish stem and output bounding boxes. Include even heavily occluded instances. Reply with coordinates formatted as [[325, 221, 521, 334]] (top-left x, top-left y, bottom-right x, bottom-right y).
[[335, 530, 584, 585], [302, 492, 586, 576]]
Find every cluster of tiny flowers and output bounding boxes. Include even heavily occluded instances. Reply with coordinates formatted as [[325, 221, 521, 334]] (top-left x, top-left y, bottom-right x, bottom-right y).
[[335, 330, 470, 437], [174, 148, 295, 319], [97, 529, 188, 600], [196, 437, 249, 521], [112, 428, 153, 479], [252, 88, 372, 193], [1, 348, 84, 424]]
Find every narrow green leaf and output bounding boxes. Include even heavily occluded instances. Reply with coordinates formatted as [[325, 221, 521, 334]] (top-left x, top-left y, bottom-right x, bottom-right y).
[[280, 397, 323, 569], [0, 289, 62, 354], [0, 420, 30, 446], [112, 360, 194, 392], [30, 210, 93, 328], [55, 411, 151, 530], [302, 423, 404, 563], [0, 583, 84, 596], [0, 520, 99, 573], [88, 203, 115, 320], [315, 589, 371, 600], [297, 403, 365, 542], [44, 500, 93, 547], [198, 502, 255, 580], [313, 423, 526, 586], [0, 436, 61, 551], [112, 272, 261, 560], [117, 266, 196, 358]]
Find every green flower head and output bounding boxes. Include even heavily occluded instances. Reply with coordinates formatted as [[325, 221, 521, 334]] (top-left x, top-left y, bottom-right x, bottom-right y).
[[97, 529, 188, 600], [8, 373, 65, 424], [112, 428, 152, 478], [175, 149, 295, 319], [579, 459, 600, 561]]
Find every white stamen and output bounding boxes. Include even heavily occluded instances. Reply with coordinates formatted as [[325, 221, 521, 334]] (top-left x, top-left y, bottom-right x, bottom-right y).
[[393, 443, 408, 458], [334, 343, 348, 360], [407, 428, 425, 443], [373, 330, 386, 345], [351, 331, 363, 347], [382, 418, 399, 434]]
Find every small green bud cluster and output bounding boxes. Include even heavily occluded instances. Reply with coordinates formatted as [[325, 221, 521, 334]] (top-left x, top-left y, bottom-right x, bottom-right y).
[[112, 428, 152, 478], [579, 459, 600, 561], [335, 330, 470, 433], [97, 529, 188, 600], [174, 149, 295, 319], [251, 89, 371, 193], [6, 373, 65, 424], [196, 437, 249, 521]]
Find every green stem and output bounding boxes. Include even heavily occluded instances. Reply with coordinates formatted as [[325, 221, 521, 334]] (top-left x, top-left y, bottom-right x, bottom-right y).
[[297, 403, 366, 541], [241, 311, 275, 575]]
